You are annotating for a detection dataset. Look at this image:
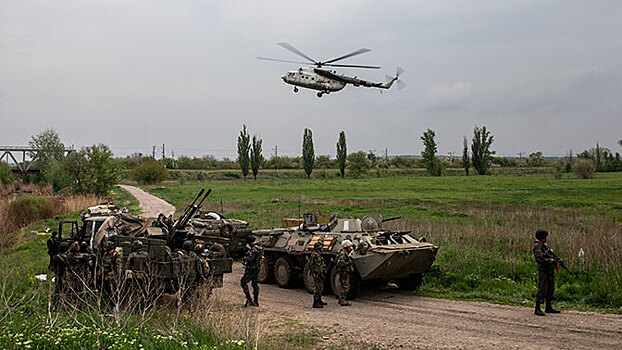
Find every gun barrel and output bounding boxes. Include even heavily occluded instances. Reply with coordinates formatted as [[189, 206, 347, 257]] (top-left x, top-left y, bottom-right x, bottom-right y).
[[382, 216, 402, 223]]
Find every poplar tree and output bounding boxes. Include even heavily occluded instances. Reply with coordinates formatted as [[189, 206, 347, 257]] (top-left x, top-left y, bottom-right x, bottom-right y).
[[302, 128, 315, 179], [336, 131, 347, 178], [237, 125, 251, 179], [250, 135, 263, 180]]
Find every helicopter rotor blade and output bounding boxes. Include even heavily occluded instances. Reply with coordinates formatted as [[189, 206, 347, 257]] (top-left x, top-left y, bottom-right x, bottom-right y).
[[397, 80, 406, 90], [396, 66, 404, 76], [277, 42, 316, 63], [323, 63, 381, 69], [257, 57, 312, 65], [322, 48, 371, 64]]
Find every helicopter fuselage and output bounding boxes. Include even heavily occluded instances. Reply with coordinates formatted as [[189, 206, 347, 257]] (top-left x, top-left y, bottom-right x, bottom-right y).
[[281, 66, 346, 93]]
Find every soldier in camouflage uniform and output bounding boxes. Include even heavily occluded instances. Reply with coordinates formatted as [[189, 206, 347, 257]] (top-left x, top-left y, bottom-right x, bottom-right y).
[[51, 241, 70, 306], [309, 241, 327, 309], [240, 236, 263, 307], [533, 229, 560, 316], [175, 240, 205, 301], [124, 240, 150, 304], [64, 241, 92, 306], [336, 239, 355, 306], [100, 241, 122, 297]]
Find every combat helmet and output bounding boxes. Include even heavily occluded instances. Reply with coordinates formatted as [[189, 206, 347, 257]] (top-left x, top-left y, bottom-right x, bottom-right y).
[[132, 240, 144, 251], [535, 229, 548, 240], [182, 240, 194, 252], [313, 241, 323, 250]]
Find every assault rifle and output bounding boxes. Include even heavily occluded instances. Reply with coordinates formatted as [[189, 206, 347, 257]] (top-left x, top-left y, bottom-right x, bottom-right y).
[[550, 250, 573, 275]]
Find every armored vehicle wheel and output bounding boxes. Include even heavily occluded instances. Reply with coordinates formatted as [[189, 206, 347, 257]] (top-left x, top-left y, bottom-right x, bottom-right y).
[[329, 266, 360, 300], [274, 256, 295, 288], [396, 273, 423, 291], [257, 258, 274, 283], [303, 261, 330, 294]]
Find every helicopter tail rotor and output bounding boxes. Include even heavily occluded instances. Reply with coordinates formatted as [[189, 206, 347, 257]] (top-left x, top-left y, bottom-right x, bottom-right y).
[[383, 67, 405, 90]]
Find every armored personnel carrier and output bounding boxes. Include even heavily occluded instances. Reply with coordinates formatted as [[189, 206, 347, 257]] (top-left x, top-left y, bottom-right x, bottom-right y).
[[56, 189, 232, 295], [254, 213, 438, 299]]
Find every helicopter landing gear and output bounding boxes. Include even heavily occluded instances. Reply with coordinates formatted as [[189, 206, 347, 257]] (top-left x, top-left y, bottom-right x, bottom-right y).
[[293, 87, 299, 93], [317, 92, 323, 98]]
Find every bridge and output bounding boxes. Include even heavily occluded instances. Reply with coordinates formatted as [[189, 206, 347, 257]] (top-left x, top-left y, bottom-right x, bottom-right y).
[[0, 146, 75, 174]]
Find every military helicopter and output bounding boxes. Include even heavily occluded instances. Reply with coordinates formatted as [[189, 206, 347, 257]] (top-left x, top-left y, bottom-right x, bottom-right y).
[[258, 43, 404, 98]]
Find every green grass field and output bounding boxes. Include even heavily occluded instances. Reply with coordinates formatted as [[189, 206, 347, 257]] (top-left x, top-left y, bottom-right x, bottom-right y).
[[142, 172, 622, 312]]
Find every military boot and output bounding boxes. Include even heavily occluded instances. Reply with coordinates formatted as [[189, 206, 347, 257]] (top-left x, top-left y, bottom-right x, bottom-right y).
[[319, 298, 327, 306], [338, 297, 351, 306], [253, 291, 259, 307], [312, 297, 323, 309], [534, 301, 545, 316], [545, 300, 560, 314], [244, 291, 254, 308]]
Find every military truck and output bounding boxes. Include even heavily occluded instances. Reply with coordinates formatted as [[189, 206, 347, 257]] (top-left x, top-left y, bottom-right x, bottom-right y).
[[57, 189, 233, 294], [253, 213, 438, 299], [189, 210, 252, 257]]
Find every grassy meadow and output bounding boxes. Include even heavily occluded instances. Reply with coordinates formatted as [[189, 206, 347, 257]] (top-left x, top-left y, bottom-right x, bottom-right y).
[[141, 172, 622, 312]]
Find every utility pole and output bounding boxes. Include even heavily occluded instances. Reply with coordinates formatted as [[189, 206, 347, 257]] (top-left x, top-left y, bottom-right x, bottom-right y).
[[517, 151, 524, 163], [272, 145, 278, 170], [171, 149, 175, 168], [152, 145, 156, 159]]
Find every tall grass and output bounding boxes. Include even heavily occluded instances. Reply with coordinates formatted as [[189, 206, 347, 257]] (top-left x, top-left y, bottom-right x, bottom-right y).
[[0, 182, 102, 253]]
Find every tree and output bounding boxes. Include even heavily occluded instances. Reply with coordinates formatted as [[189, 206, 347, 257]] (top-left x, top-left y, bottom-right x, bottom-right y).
[[336, 131, 347, 178], [302, 128, 315, 178], [60, 144, 121, 194], [347, 151, 371, 176], [619, 139, 622, 147], [250, 135, 263, 180], [0, 161, 14, 185], [29, 128, 65, 183], [462, 136, 470, 176], [237, 125, 251, 180], [471, 126, 495, 175], [131, 158, 168, 185], [420, 129, 444, 176], [529, 151, 544, 167], [84, 144, 121, 195]]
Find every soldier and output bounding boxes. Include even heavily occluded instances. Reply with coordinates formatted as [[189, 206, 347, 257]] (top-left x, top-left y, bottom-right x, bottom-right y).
[[533, 229, 561, 316], [240, 235, 263, 307], [309, 241, 327, 309], [51, 241, 70, 305], [336, 239, 355, 306], [100, 241, 121, 297], [124, 240, 149, 304], [46, 231, 60, 269], [64, 241, 91, 304], [175, 240, 205, 300]]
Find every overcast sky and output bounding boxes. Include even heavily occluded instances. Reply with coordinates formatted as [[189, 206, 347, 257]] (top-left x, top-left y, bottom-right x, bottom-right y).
[[1, 0, 621, 159]]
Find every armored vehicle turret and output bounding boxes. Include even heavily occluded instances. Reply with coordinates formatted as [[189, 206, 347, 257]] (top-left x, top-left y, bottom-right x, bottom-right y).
[[254, 213, 438, 299]]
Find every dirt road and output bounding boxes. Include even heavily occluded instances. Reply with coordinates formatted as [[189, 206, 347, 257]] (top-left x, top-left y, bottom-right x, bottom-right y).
[[118, 184, 175, 218], [124, 187, 621, 349], [218, 264, 621, 349]]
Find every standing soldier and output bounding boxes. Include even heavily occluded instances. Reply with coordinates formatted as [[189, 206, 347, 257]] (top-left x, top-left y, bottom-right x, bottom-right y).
[[336, 240, 355, 306], [533, 229, 561, 316], [124, 240, 149, 304], [240, 236, 263, 307], [309, 241, 327, 309], [174, 240, 205, 301], [46, 231, 60, 269], [51, 241, 70, 306], [64, 241, 91, 304]]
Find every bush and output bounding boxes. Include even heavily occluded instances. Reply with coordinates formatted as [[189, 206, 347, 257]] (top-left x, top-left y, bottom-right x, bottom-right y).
[[573, 159, 595, 179], [347, 151, 370, 177], [0, 162, 13, 185], [131, 160, 168, 184], [5, 195, 56, 228]]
